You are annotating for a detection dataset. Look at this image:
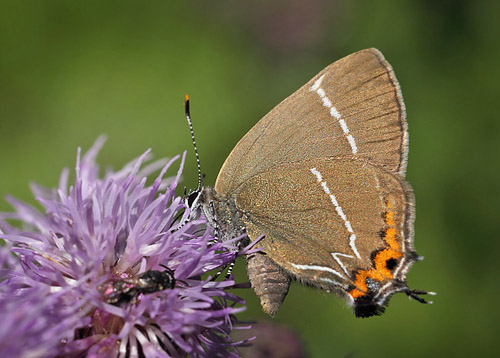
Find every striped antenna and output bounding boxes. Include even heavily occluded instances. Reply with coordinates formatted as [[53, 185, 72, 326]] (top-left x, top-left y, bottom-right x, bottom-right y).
[[184, 94, 203, 191]]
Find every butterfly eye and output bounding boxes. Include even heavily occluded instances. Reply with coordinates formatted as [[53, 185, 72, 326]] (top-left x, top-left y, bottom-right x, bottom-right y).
[[187, 191, 200, 208]]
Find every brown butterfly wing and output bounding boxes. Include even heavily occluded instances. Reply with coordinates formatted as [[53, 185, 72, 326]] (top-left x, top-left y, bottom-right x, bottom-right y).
[[234, 157, 416, 315], [215, 48, 408, 198]]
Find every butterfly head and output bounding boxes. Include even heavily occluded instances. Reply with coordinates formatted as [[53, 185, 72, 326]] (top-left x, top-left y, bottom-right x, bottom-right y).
[[183, 186, 204, 221]]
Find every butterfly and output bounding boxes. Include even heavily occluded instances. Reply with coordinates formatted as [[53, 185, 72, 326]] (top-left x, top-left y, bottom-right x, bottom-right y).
[[185, 48, 434, 317]]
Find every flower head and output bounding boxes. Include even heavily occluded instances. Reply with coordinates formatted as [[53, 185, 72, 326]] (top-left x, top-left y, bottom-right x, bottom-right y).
[[0, 137, 253, 357]]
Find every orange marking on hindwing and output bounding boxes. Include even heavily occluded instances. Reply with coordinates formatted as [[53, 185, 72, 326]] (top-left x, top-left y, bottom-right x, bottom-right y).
[[374, 248, 403, 277], [350, 269, 385, 298], [349, 196, 402, 299], [385, 211, 396, 227], [385, 227, 399, 250]]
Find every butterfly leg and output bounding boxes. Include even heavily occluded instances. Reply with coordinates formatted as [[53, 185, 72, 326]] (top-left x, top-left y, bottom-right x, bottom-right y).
[[211, 242, 245, 280], [207, 201, 220, 246]]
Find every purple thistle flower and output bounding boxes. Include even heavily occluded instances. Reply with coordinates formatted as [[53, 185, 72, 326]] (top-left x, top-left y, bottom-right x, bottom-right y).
[[0, 137, 255, 358], [0, 271, 90, 358]]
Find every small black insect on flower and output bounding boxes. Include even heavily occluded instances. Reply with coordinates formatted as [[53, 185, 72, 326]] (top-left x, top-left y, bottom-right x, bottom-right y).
[[101, 266, 176, 306]]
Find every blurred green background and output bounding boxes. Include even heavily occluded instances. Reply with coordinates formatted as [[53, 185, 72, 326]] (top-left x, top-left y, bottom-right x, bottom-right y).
[[1, 1, 498, 357]]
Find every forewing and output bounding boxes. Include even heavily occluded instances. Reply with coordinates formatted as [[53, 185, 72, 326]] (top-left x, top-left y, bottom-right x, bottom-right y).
[[216, 48, 408, 196], [235, 157, 416, 299]]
